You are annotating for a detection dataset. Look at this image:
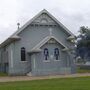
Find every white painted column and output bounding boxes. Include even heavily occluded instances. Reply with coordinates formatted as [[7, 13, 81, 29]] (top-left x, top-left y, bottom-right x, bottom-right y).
[[33, 55, 36, 69], [10, 48, 13, 68]]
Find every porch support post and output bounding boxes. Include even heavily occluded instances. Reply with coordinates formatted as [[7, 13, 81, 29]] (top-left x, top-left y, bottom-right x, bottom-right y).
[[10, 48, 13, 68], [33, 55, 36, 69]]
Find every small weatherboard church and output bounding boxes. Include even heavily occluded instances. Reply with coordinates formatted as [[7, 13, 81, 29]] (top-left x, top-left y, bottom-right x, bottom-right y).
[[0, 9, 76, 76]]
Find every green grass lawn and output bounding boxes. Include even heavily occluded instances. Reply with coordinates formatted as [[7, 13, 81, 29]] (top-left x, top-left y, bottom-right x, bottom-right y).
[[0, 72, 8, 76], [0, 77, 90, 90], [77, 69, 90, 73], [77, 67, 90, 73]]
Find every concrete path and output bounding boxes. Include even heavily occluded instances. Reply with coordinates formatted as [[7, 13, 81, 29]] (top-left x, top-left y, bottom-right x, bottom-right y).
[[0, 73, 90, 82]]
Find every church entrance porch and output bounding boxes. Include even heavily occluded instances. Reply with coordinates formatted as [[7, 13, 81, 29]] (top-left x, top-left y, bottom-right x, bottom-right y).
[[29, 40, 72, 76]]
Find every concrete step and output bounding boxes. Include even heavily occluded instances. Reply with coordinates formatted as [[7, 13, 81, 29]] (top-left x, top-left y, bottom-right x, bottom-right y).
[[27, 72, 32, 76]]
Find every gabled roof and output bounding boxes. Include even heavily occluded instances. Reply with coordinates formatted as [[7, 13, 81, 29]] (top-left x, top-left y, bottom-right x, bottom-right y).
[[29, 35, 68, 53], [11, 9, 74, 37], [0, 9, 75, 48]]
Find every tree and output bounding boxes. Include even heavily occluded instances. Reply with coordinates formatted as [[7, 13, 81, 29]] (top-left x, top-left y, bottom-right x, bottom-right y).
[[76, 26, 90, 63]]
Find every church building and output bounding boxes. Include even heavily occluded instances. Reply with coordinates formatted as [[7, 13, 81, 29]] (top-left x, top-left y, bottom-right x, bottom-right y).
[[0, 9, 76, 76]]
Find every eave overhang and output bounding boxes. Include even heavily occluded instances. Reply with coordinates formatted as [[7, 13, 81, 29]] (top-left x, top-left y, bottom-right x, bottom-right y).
[[67, 36, 75, 40], [62, 48, 70, 51], [0, 36, 20, 48]]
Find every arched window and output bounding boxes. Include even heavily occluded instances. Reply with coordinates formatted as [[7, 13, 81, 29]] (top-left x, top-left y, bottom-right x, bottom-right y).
[[21, 47, 26, 61], [54, 48, 59, 60], [44, 48, 49, 60]]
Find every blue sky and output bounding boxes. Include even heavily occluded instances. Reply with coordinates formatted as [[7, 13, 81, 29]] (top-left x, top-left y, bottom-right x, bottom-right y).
[[0, 0, 90, 43]]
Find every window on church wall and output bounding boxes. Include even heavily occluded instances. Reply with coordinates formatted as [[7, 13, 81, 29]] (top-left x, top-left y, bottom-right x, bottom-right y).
[[21, 47, 26, 61], [54, 48, 59, 60], [44, 48, 49, 60]]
